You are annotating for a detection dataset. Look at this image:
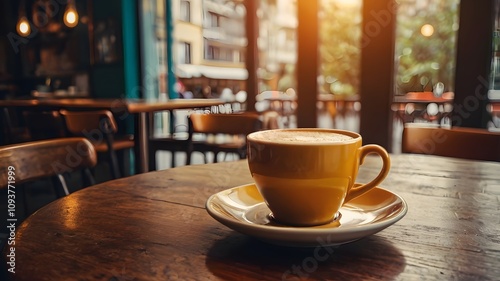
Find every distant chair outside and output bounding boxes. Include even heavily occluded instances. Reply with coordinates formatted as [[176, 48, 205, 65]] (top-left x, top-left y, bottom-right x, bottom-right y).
[[148, 118, 193, 171], [149, 111, 264, 170], [402, 123, 500, 162], [188, 112, 263, 163], [60, 110, 135, 179]]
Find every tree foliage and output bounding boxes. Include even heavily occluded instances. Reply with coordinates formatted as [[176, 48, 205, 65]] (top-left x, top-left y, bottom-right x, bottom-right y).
[[320, 0, 361, 96], [395, 0, 459, 94], [319, 0, 459, 96]]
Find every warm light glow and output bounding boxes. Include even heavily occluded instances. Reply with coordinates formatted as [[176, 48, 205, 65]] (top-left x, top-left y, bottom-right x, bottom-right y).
[[66, 11, 77, 24], [420, 24, 434, 37], [60, 194, 80, 230], [16, 17, 31, 37], [64, 5, 79, 28], [331, 0, 361, 7], [19, 22, 29, 33]]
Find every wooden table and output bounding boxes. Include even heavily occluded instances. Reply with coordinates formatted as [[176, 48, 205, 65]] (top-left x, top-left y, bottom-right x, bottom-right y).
[[0, 98, 224, 173], [3, 154, 499, 280]]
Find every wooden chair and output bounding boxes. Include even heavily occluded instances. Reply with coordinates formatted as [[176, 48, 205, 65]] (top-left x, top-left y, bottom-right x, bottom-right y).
[[59, 110, 135, 179], [148, 125, 193, 171], [401, 123, 500, 162], [188, 112, 263, 163], [0, 138, 97, 209]]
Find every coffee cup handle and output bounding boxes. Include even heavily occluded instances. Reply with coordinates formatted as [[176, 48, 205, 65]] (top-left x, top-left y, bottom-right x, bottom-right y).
[[345, 144, 391, 202]]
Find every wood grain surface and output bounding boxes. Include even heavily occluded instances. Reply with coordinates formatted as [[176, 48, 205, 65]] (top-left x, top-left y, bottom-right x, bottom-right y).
[[2, 154, 500, 280]]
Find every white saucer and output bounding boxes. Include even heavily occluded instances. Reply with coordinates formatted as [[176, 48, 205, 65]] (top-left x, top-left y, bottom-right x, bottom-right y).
[[206, 183, 407, 247]]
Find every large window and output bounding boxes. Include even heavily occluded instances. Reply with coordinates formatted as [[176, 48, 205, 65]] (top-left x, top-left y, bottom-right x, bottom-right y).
[[257, 0, 297, 92], [204, 40, 234, 62], [204, 41, 218, 60], [319, 0, 361, 97], [178, 42, 191, 64], [208, 12, 220, 28], [316, 0, 362, 131], [180, 0, 191, 22], [394, 0, 460, 95]]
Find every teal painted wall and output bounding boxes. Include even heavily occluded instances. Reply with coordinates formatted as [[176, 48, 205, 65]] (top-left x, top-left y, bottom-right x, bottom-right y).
[[91, 0, 140, 99], [122, 0, 140, 99]]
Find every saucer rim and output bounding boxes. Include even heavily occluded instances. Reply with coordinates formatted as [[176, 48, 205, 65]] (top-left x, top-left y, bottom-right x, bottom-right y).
[[205, 183, 408, 237]]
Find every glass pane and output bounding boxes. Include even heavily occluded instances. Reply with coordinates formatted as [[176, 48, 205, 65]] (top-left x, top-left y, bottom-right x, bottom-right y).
[[394, 0, 460, 97], [142, 0, 249, 167], [175, 0, 247, 103], [318, 0, 362, 131], [139, 0, 166, 100], [392, 0, 460, 152], [256, 0, 298, 128]]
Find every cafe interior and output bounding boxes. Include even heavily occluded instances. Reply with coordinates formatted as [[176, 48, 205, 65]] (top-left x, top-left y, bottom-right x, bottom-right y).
[[0, 0, 499, 280]]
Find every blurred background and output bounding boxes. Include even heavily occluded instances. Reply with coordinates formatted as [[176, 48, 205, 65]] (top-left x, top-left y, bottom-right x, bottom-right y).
[[1, 0, 498, 154]]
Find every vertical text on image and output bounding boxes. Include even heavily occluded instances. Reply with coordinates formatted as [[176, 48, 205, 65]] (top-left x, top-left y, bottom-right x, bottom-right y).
[[6, 166, 17, 274]]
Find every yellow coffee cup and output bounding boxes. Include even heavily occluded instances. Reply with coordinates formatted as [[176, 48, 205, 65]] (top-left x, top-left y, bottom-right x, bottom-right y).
[[247, 128, 390, 226]]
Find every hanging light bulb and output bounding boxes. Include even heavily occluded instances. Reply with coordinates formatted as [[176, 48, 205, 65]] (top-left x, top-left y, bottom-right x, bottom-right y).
[[64, 0, 79, 28], [16, 0, 31, 37], [16, 16, 31, 37]]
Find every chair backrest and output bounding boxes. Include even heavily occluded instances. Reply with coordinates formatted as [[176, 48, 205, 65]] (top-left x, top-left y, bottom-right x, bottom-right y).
[[0, 137, 97, 189], [22, 110, 67, 140], [60, 109, 118, 135], [188, 112, 263, 135], [402, 124, 500, 162], [60, 109, 133, 180]]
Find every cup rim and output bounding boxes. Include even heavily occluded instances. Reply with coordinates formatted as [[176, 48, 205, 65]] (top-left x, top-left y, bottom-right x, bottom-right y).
[[247, 128, 361, 145]]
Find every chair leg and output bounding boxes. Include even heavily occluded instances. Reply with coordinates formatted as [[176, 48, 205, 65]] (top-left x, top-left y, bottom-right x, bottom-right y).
[[149, 149, 157, 171], [170, 151, 176, 168], [238, 148, 247, 159], [107, 149, 121, 179], [57, 174, 71, 196], [117, 149, 131, 176], [104, 133, 121, 179], [82, 168, 96, 187], [186, 150, 192, 165], [51, 175, 69, 198]]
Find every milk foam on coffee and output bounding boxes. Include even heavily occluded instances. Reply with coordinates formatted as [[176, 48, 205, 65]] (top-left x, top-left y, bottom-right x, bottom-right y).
[[251, 130, 354, 143]]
